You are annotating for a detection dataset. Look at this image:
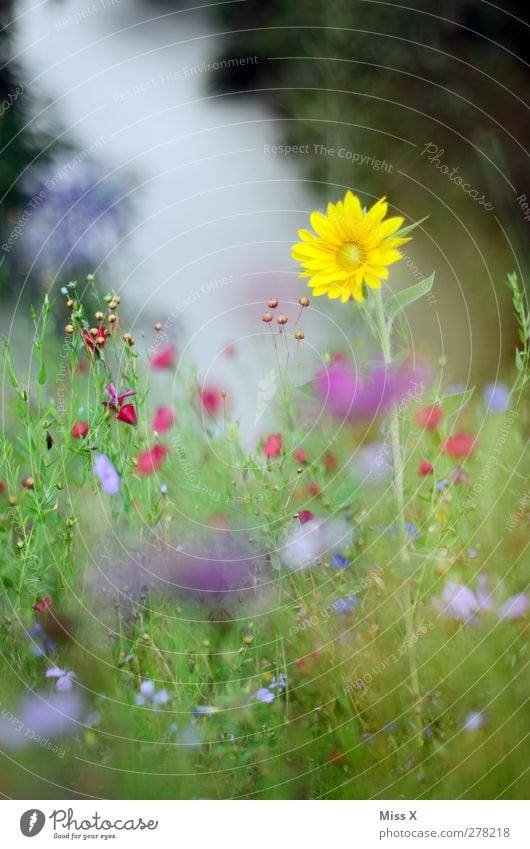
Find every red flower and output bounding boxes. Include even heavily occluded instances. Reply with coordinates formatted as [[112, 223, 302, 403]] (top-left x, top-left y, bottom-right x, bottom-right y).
[[71, 421, 89, 439], [298, 510, 314, 524], [149, 344, 177, 370], [32, 596, 52, 613], [294, 447, 307, 464], [442, 432, 477, 459], [116, 404, 138, 425], [0, 481, 5, 496], [308, 482, 321, 496], [418, 459, 433, 476], [201, 386, 223, 416], [263, 433, 282, 458], [83, 326, 108, 350], [152, 406, 175, 434], [136, 443, 169, 475], [103, 383, 137, 426], [415, 405, 443, 431]]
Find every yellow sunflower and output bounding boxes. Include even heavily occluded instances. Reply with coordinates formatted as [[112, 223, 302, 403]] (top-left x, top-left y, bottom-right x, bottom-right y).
[[291, 192, 411, 303]]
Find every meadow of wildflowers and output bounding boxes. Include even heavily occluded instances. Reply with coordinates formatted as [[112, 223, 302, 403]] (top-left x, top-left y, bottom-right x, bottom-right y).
[[0, 194, 528, 801]]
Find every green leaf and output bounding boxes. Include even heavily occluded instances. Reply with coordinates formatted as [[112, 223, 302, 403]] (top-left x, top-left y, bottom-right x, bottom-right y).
[[393, 216, 429, 240], [437, 387, 475, 417], [384, 272, 435, 324], [38, 362, 47, 385], [295, 379, 316, 398]]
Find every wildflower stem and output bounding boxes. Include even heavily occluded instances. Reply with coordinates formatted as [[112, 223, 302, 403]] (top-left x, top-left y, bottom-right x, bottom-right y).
[[372, 288, 422, 747]]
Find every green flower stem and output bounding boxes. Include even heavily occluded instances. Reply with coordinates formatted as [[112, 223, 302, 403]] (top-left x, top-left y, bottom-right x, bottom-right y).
[[372, 288, 423, 747]]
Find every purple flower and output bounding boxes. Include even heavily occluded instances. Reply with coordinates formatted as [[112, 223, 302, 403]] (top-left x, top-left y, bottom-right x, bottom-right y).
[[135, 679, 171, 707], [46, 666, 77, 691], [270, 673, 287, 692], [498, 593, 529, 620], [251, 687, 275, 704], [433, 577, 528, 624], [332, 594, 360, 615], [332, 552, 352, 570], [94, 453, 121, 495], [314, 361, 426, 421], [483, 382, 510, 414], [0, 690, 84, 750], [434, 582, 480, 622]]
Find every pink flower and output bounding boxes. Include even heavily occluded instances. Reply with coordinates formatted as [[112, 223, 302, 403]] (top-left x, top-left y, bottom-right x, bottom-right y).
[[415, 405, 443, 431], [418, 459, 433, 475], [314, 361, 426, 421], [297, 510, 314, 524], [32, 596, 52, 613], [136, 444, 170, 476], [263, 433, 282, 458], [152, 406, 175, 434], [442, 432, 477, 459], [149, 344, 176, 369], [103, 383, 137, 426], [201, 386, 223, 416], [294, 448, 307, 464], [71, 421, 89, 439]]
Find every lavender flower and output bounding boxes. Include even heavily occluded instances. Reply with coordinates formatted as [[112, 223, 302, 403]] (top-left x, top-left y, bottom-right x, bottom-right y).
[[433, 577, 528, 624], [46, 667, 77, 692], [135, 680, 171, 707], [94, 453, 121, 495], [0, 690, 84, 750], [483, 382, 510, 414]]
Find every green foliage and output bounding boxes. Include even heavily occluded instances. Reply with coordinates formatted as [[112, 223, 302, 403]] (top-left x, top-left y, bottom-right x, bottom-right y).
[[0, 279, 528, 800]]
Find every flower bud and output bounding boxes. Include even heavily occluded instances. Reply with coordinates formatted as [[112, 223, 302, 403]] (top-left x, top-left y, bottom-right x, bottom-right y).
[[277, 314, 288, 325], [154, 322, 162, 331], [262, 312, 273, 323], [295, 328, 305, 340], [108, 314, 117, 323], [94, 311, 104, 321], [267, 299, 279, 309], [298, 297, 310, 307], [65, 324, 74, 335], [123, 333, 135, 346]]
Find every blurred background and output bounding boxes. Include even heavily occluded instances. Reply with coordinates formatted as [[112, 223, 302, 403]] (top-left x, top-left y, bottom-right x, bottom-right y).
[[1, 0, 529, 405]]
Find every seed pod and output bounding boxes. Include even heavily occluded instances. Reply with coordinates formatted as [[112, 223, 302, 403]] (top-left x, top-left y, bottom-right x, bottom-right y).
[[277, 314, 288, 325], [298, 297, 310, 307], [154, 322, 162, 331], [94, 311, 104, 321], [65, 324, 74, 335], [267, 299, 279, 309], [262, 312, 273, 323], [295, 328, 305, 340]]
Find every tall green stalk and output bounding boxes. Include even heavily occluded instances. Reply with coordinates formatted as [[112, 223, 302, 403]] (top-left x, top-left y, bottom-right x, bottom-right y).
[[372, 288, 423, 747]]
